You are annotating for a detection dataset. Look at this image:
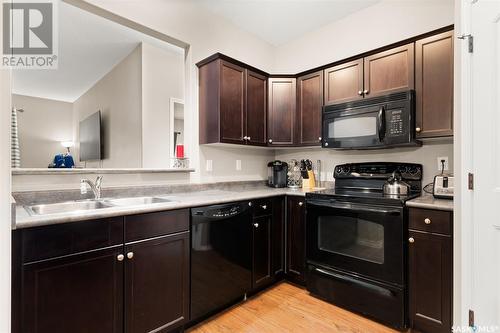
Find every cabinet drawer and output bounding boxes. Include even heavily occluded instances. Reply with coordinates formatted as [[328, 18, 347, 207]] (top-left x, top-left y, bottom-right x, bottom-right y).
[[125, 209, 189, 242], [409, 208, 452, 235], [252, 198, 273, 217], [21, 217, 124, 263]]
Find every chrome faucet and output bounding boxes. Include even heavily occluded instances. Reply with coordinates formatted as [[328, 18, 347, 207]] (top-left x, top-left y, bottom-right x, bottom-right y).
[[80, 176, 103, 200]]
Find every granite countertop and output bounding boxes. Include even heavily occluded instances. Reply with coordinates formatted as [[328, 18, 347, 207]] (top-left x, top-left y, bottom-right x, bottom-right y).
[[14, 186, 320, 230], [406, 194, 453, 211]]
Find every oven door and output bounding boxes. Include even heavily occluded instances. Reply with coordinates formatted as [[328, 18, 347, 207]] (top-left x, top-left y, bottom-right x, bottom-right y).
[[306, 199, 404, 285], [323, 105, 385, 149]]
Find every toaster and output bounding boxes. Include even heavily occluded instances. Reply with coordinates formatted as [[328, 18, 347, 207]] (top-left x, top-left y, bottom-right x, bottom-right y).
[[433, 174, 454, 200]]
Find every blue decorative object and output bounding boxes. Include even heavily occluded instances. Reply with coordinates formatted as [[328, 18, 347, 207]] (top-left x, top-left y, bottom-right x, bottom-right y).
[[53, 154, 74, 168]]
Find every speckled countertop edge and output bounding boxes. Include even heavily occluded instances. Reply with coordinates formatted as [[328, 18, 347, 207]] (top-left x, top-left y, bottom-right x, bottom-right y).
[[406, 194, 453, 211], [14, 187, 317, 230]]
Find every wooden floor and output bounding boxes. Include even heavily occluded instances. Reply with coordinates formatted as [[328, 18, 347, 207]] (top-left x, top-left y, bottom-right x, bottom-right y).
[[187, 282, 399, 333]]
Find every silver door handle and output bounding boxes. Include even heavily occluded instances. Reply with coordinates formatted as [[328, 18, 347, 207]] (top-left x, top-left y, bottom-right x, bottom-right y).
[[243, 136, 248, 140], [247, 137, 251, 141], [363, 89, 369, 95], [268, 139, 273, 143], [127, 252, 134, 259], [358, 90, 363, 95], [117, 254, 124, 262]]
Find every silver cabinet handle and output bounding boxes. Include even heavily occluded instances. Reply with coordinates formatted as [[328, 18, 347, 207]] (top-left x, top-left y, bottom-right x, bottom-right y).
[[248, 202, 252, 207], [424, 218, 431, 225], [358, 90, 363, 95], [409, 237, 415, 243], [247, 137, 251, 141], [261, 205, 267, 210], [363, 89, 369, 94], [243, 136, 248, 140], [325, 142, 329, 147], [298, 202, 304, 207], [416, 127, 422, 133], [318, 137, 322, 141], [127, 252, 134, 259], [268, 139, 273, 143], [117, 254, 125, 262], [253, 223, 259, 228]]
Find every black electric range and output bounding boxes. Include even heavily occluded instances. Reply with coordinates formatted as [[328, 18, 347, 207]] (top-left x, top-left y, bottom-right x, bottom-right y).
[[305, 162, 422, 330]]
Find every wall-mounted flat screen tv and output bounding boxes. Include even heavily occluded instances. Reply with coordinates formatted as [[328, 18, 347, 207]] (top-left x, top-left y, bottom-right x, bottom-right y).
[[79, 111, 102, 161]]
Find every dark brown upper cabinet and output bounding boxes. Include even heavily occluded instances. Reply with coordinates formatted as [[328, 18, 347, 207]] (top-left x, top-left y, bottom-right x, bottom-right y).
[[415, 31, 454, 138], [364, 43, 415, 98], [198, 57, 267, 146], [267, 77, 296, 146], [297, 71, 323, 146], [246, 70, 268, 146], [324, 59, 364, 105]]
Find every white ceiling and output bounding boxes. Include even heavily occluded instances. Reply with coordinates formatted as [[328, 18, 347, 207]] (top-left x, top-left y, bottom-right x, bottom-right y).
[[195, 0, 380, 46], [12, 2, 184, 103]]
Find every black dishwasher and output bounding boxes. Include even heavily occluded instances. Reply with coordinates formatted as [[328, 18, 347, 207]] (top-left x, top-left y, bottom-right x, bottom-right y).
[[190, 202, 252, 323]]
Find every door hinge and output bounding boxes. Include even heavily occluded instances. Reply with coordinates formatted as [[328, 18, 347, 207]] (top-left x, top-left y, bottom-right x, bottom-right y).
[[458, 34, 474, 53], [469, 309, 475, 328], [468, 173, 474, 190]]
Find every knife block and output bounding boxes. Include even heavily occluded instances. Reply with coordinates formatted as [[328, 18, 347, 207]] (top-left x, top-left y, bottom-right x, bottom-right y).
[[302, 171, 316, 189]]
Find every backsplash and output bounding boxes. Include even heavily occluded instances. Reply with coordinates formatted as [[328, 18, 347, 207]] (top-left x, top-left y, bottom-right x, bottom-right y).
[[274, 140, 453, 186]]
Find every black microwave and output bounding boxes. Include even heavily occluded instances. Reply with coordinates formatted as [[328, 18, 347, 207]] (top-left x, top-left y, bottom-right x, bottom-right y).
[[322, 91, 421, 149]]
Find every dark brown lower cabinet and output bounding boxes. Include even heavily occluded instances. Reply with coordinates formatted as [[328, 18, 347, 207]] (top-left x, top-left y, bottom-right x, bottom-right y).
[[251, 197, 285, 290], [21, 246, 124, 333], [409, 208, 453, 333], [125, 232, 190, 333], [14, 210, 190, 333], [286, 196, 306, 285]]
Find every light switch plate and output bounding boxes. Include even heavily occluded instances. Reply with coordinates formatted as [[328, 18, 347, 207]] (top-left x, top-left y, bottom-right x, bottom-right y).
[[236, 160, 242, 171], [206, 160, 213, 172], [437, 156, 449, 171]]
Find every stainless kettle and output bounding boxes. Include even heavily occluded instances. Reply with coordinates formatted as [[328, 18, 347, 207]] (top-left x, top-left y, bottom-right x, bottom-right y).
[[383, 171, 410, 195]]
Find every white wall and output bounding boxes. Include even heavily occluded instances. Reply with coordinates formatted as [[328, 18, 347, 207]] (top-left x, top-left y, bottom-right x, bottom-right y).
[[0, 1, 11, 330], [273, 0, 455, 73], [141, 42, 184, 168], [83, 0, 277, 183], [13, 94, 73, 168], [73, 44, 143, 168]]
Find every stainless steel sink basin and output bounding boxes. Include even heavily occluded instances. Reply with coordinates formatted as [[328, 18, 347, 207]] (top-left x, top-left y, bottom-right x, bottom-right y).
[[103, 196, 175, 207], [25, 200, 114, 216]]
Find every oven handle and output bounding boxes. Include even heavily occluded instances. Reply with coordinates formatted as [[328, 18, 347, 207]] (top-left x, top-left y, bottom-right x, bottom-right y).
[[378, 106, 386, 142], [313, 267, 393, 297], [307, 200, 402, 215]]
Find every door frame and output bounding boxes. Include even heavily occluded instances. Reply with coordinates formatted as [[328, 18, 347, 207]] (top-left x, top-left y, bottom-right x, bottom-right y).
[[454, 0, 473, 328]]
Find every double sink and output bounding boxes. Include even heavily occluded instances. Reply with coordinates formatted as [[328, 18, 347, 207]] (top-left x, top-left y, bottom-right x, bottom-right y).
[[25, 196, 177, 216]]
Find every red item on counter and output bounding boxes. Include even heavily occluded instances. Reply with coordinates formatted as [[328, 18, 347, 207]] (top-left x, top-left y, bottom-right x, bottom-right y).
[[176, 145, 184, 158]]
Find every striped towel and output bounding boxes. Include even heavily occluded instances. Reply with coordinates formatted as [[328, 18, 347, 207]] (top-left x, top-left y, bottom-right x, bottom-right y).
[[11, 108, 20, 168]]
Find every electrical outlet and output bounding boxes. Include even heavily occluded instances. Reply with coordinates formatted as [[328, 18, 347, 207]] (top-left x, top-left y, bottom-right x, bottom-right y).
[[236, 160, 242, 171], [437, 156, 449, 171], [206, 160, 213, 172]]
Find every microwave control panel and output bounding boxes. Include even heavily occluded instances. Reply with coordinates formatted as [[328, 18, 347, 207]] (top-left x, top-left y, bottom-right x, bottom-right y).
[[387, 109, 404, 136], [384, 106, 412, 144]]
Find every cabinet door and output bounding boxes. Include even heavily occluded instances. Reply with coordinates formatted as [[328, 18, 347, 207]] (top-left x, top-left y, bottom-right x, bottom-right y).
[[409, 230, 452, 333], [21, 247, 124, 333], [125, 232, 189, 333], [268, 77, 296, 146], [415, 31, 454, 138], [220, 60, 246, 144], [297, 71, 323, 146], [246, 70, 267, 146], [364, 43, 415, 97], [272, 197, 285, 277], [324, 59, 364, 105], [252, 215, 273, 289], [286, 196, 306, 285]]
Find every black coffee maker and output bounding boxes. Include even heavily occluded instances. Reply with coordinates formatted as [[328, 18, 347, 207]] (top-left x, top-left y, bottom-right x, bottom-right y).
[[267, 161, 288, 188]]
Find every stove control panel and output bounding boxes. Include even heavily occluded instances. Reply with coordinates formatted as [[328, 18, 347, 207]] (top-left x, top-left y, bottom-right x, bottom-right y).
[[334, 162, 423, 181]]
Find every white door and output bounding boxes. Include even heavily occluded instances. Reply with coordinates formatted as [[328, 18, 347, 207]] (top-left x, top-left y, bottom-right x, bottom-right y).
[[469, 0, 500, 328]]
